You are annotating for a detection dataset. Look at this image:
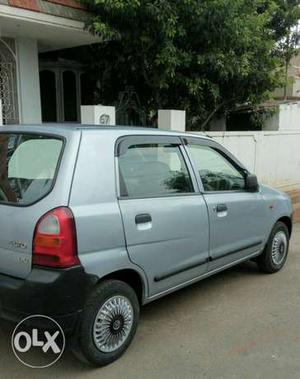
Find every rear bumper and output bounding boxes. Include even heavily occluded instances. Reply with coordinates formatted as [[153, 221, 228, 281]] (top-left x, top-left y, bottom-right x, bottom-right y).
[[0, 266, 97, 334]]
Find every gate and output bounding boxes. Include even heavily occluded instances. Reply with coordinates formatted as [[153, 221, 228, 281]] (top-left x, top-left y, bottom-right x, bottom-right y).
[[116, 87, 147, 127], [0, 39, 19, 124]]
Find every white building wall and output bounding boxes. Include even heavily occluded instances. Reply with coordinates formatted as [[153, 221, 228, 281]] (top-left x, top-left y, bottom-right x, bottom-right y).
[[278, 102, 300, 130], [265, 102, 300, 131], [198, 131, 300, 188], [292, 77, 300, 98], [16, 37, 42, 124]]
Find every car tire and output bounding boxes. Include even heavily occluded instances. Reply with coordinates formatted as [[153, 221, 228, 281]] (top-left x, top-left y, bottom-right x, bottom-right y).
[[72, 279, 140, 366], [257, 221, 290, 274]]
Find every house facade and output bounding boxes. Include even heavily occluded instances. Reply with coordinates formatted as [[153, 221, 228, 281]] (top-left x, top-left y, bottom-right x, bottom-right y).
[[274, 54, 300, 100], [0, 0, 97, 125]]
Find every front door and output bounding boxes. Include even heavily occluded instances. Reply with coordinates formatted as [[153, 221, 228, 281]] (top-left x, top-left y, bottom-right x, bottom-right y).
[[117, 136, 210, 297], [185, 139, 267, 269]]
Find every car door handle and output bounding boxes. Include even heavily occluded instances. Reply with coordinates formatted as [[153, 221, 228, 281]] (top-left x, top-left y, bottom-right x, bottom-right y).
[[214, 204, 228, 213], [135, 214, 152, 224]]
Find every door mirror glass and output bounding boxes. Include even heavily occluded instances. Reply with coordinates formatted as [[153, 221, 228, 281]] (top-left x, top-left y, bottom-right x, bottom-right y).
[[245, 174, 259, 192]]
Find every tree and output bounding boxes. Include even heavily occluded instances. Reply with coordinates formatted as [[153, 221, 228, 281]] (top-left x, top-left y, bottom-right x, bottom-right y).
[[270, 1, 300, 99], [83, 0, 300, 129]]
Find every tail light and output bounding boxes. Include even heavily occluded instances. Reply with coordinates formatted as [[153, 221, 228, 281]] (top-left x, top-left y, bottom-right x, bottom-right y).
[[33, 207, 80, 268]]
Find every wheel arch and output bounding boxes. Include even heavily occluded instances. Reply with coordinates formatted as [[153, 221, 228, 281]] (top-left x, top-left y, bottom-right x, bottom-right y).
[[277, 216, 292, 237], [98, 269, 147, 305]]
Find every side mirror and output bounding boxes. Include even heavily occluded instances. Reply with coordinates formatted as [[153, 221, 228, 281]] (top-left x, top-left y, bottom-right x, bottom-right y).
[[245, 174, 259, 192]]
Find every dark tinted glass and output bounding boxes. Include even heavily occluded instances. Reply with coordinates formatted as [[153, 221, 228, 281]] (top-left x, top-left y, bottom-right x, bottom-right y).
[[119, 144, 193, 197], [0, 133, 63, 205]]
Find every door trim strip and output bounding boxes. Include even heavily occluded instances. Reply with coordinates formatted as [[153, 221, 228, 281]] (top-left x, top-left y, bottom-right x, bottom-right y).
[[154, 257, 208, 282], [209, 241, 263, 262], [153, 240, 263, 283], [146, 249, 263, 303]]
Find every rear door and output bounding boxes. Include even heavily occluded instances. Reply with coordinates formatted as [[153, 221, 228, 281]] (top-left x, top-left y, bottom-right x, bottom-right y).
[[116, 135, 210, 297], [0, 132, 65, 278], [185, 138, 266, 268]]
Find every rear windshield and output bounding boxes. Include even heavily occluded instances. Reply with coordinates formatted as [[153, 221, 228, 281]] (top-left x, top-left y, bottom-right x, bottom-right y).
[[0, 133, 63, 205]]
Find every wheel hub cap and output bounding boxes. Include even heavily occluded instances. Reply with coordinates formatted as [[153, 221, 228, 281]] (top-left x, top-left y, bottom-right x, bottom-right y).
[[271, 231, 287, 265], [109, 315, 125, 336], [93, 295, 133, 353]]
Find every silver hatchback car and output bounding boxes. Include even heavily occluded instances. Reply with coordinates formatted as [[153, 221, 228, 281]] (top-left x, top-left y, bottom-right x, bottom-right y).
[[0, 125, 293, 366]]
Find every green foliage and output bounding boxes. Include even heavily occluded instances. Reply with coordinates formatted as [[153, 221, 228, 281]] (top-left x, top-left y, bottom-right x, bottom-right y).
[[83, 0, 300, 129], [270, 0, 300, 99]]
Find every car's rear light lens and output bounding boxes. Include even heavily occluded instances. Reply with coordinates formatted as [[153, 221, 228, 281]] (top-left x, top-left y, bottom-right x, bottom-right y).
[[33, 207, 80, 268]]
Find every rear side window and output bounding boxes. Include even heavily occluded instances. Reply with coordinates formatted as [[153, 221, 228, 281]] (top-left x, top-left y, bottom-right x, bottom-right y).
[[0, 133, 63, 205], [118, 143, 194, 198]]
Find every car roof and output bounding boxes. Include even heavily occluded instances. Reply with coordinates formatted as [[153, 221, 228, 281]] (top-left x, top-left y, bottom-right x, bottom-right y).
[[0, 124, 211, 140]]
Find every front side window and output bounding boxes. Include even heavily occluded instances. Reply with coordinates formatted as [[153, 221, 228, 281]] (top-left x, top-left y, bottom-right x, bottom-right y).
[[0, 133, 63, 205], [188, 144, 245, 192], [119, 143, 193, 198]]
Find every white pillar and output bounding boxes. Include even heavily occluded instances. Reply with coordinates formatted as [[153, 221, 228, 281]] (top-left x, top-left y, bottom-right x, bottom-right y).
[[16, 38, 42, 124], [158, 109, 186, 132], [80, 105, 116, 125]]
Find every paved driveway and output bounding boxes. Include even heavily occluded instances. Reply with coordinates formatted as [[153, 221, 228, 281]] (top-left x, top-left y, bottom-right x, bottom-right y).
[[1, 224, 300, 379]]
